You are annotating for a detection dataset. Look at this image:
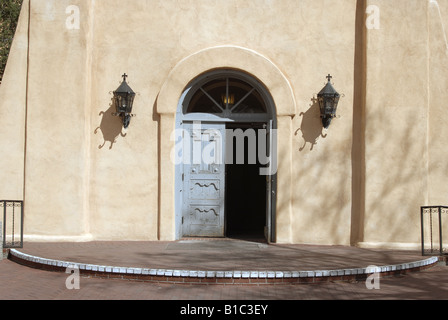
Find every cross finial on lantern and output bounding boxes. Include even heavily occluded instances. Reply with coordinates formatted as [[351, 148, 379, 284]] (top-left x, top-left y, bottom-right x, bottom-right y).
[[326, 74, 332, 82], [122, 73, 128, 82]]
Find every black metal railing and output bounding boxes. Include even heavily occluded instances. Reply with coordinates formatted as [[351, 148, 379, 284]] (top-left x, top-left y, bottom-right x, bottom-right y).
[[421, 206, 447, 256], [1, 200, 23, 248]]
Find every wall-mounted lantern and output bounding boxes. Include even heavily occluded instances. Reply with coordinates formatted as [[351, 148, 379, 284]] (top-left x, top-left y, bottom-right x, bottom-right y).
[[317, 74, 341, 129], [112, 73, 136, 129]]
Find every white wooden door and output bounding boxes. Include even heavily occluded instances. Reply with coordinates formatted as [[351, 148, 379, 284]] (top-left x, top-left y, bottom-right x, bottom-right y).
[[182, 122, 226, 237]]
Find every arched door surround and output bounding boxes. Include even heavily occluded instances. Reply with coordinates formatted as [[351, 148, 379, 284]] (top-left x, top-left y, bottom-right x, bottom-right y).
[[156, 46, 296, 243]]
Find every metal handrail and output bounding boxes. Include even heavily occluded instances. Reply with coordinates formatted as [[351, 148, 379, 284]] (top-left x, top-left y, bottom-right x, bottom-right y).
[[1, 200, 23, 248], [421, 206, 447, 256]]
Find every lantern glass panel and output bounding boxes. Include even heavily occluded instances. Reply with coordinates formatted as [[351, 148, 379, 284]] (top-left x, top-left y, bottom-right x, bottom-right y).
[[126, 93, 135, 113], [117, 94, 126, 113]]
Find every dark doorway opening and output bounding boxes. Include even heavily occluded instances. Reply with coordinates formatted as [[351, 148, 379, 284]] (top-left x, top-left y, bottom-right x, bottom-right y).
[[225, 123, 267, 240]]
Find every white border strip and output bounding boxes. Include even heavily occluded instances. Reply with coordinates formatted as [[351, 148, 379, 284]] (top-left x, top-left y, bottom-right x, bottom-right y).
[[9, 249, 439, 279]]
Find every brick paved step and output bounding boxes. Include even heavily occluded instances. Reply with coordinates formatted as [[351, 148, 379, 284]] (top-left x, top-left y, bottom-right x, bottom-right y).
[[8, 249, 440, 286]]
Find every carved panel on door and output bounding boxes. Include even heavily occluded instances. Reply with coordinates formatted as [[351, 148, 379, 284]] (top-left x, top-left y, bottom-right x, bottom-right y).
[[189, 179, 220, 200]]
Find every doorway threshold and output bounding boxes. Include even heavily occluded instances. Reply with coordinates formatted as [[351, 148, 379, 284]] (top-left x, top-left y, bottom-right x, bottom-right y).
[[180, 236, 267, 244]]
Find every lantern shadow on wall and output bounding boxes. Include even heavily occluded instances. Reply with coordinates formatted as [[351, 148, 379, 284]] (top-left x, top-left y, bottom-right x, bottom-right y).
[[295, 97, 327, 151], [94, 102, 127, 149]]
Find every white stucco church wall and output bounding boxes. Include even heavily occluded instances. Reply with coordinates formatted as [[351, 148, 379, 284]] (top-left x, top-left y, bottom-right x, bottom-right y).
[[0, 0, 447, 249]]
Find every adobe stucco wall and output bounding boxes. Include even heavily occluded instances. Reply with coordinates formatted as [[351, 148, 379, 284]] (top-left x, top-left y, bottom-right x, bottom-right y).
[[360, 0, 448, 249], [0, 0, 447, 248]]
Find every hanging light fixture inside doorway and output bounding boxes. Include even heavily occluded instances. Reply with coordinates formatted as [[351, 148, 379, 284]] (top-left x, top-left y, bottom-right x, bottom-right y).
[[112, 73, 136, 129], [317, 74, 341, 129], [221, 93, 235, 107]]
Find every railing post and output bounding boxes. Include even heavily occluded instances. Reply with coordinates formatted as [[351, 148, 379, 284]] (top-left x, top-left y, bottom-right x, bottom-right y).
[[421, 206, 424, 256], [1, 200, 24, 249], [0, 221, 3, 261], [439, 207, 443, 256], [421, 205, 447, 256]]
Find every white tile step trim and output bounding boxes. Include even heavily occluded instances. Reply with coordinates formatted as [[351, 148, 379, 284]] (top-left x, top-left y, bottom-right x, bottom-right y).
[[9, 249, 439, 279]]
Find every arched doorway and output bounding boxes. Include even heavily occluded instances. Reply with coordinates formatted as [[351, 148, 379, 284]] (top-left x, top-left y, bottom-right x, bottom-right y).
[[174, 70, 277, 242]]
